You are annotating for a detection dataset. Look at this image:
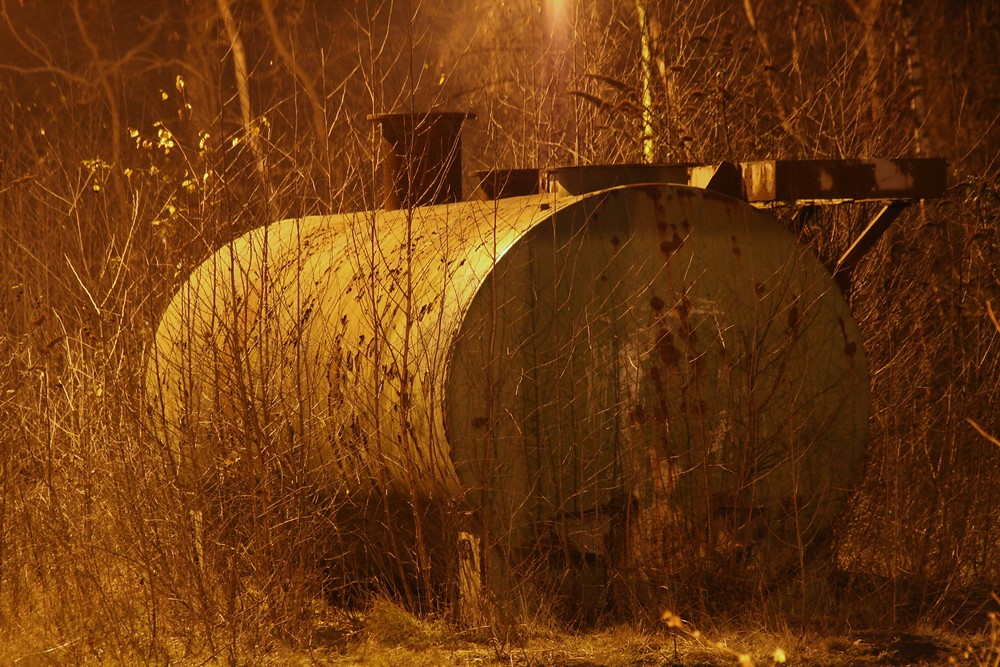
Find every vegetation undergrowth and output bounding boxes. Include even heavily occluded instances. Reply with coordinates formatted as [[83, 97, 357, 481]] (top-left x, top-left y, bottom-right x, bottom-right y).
[[0, 0, 998, 665]]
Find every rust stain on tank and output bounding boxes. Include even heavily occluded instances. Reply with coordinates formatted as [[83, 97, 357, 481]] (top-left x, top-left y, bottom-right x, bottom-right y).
[[671, 295, 700, 374], [674, 295, 691, 321], [787, 304, 799, 334], [647, 364, 670, 418], [639, 184, 663, 204], [660, 231, 684, 260], [836, 315, 857, 357], [650, 295, 665, 312], [682, 323, 697, 349], [632, 403, 646, 424], [656, 329, 681, 369], [646, 363, 674, 458]]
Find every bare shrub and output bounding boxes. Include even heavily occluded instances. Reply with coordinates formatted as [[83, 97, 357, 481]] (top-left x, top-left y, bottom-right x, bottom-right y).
[[0, 0, 997, 661]]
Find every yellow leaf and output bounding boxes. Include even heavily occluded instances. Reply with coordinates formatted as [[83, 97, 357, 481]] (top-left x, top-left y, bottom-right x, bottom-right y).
[[161, 91, 169, 101], [661, 610, 684, 628], [773, 648, 787, 663], [175, 74, 185, 92]]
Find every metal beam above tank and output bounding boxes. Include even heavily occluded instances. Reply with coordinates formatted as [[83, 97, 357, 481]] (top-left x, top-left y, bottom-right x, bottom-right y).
[[688, 162, 745, 199], [740, 158, 947, 204], [531, 158, 947, 207], [543, 164, 691, 197]]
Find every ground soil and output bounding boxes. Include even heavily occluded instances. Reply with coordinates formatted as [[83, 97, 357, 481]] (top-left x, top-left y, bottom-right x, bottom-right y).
[[257, 621, 993, 666]]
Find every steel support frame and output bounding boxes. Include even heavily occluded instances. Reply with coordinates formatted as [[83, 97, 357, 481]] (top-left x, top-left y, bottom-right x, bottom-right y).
[[833, 202, 910, 294]]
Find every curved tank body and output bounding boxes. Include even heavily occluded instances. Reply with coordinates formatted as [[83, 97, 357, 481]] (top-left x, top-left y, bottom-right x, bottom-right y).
[[147, 183, 870, 577]]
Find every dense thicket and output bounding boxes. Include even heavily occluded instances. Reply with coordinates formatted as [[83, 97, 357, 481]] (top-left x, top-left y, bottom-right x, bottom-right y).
[[0, 0, 997, 660]]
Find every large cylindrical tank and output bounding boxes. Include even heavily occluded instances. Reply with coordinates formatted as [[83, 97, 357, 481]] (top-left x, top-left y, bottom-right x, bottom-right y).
[[147, 181, 869, 590]]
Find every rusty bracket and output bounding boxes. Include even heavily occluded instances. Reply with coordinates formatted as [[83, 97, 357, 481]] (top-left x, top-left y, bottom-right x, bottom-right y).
[[736, 158, 945, 294], [791, 204, 818, 235], [833, 202, 909, 294]]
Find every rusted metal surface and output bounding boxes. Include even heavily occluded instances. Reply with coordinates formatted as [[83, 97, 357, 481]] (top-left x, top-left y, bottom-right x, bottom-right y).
[[368, 111, 475, 209], [835, 202, 909, 293], [742, 158, 947, 203], [148, 180, 871, 589], [147, 194, 558, 499], [544, 164, 691, 197], [471, 168, 540, 200], [447, 185, 870, 576], [543, 158, 947, 205], [688, 161, 745, 199]]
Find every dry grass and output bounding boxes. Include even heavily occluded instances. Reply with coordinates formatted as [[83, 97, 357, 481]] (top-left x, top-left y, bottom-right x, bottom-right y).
[[0, 0, 999, 664], [66, 597, 984, 666]]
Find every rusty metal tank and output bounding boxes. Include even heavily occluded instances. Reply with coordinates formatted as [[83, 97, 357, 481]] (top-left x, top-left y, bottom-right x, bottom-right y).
[[146, 112, 874, 603], [147, 189, 868, 581]]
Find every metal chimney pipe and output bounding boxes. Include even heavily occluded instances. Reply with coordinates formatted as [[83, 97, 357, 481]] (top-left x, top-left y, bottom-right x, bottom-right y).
[[368, 111, 475, 210]]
